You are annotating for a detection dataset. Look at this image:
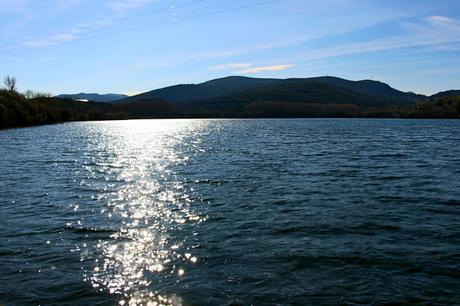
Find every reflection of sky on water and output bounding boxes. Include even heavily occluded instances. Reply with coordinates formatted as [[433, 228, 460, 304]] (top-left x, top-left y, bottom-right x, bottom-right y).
[[75, 120, 207, 306]]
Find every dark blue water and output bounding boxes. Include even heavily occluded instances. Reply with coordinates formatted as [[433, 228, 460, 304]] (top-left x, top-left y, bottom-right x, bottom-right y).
[[1, 119, 459, 306]]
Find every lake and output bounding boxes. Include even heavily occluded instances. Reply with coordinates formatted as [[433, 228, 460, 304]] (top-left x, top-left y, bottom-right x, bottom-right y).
[[0, 119, 459, 305]]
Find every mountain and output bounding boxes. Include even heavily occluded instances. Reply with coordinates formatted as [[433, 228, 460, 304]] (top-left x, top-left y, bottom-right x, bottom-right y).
[[118, 76, 278, 103], [56, 93, 128, 102], [430, 90, 460, 100], [1, 83, 457, 130], [308, 77, 424, 103], [120, 76, 425, 110], [192, 78, 423, 111]]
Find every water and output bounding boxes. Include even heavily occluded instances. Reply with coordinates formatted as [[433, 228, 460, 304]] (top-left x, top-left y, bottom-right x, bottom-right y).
[[0, 119, 459, 306]]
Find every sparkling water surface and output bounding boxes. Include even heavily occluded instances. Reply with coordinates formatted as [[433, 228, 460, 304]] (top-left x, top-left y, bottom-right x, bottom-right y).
[[0, 119, 459, 305]]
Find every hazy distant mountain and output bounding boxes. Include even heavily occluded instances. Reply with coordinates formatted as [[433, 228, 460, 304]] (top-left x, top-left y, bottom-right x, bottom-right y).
[[56, 93, 128, 102], [120, 76, 426, 109], [430, 90, 460, 100]]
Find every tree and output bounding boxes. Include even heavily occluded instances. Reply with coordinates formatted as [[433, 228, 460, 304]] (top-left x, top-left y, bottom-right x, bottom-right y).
[[24, 90, 34, 99], [24, 90, 51, 99], [4, 76, 17, 92]]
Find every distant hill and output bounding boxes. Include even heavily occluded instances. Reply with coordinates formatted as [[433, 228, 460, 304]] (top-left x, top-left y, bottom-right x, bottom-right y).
[[400, 95, 460, 118], [191, 78, 423, 111], [56, 93, 128, 102], [1, 85, 458, 130], [308, 77, 424, 104], [4, 75, 457, 130], [118, 76, 278, 103], [430, 90, 460, 100], [121, 76, 426, 111], [0, 90, 112, 128]]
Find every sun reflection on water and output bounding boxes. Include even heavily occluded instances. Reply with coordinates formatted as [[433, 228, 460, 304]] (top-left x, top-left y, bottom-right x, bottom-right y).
[[77, 120, 208, 306]]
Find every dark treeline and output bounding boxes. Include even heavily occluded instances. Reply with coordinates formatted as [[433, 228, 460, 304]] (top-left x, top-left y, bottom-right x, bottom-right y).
[[0, 90, 180, 128], [399, 96, 460, 119], [1, 89, 459, 129], [0, 90, 62, 128]]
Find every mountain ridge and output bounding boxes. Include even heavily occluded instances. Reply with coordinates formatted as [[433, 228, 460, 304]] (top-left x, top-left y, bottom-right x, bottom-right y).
[[430, 90, 460, 100], [117, 76, 279, 104], [56, 93, 128, 102], [117, 76, 429, 108]]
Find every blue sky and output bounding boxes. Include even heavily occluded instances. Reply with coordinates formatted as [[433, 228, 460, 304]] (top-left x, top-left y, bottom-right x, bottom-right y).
[[1, 0, 459, 95]]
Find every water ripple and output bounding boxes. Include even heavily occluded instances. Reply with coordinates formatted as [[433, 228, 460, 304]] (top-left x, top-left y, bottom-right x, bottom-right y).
[[1, 119, 459, 305]]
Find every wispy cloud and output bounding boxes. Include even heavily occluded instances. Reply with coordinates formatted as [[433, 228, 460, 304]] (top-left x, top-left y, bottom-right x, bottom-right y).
[[74, 18, 115, 31], [425, 15, 459, 26], [190, 35, 316, 61], [210, 63, 292, 74], [209, 63, 251, 71], [0, 0, 29, 12], [199, 15, 460, 69], [55, 0, 81, 9], [181, 8, 410, 62], [24, 33, 77, 48], [237, 64, 293, 73], [0, 0, 82, 13], [267, 15, 460, 64], [192, 50, 241, 60], [5, 1, 150, 50], [111, 0, 156, 12], [134, 60, 175, 70]]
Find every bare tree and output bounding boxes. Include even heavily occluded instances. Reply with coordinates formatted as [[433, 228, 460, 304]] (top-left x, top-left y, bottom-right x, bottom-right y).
[[4, 76, 17, 92]]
